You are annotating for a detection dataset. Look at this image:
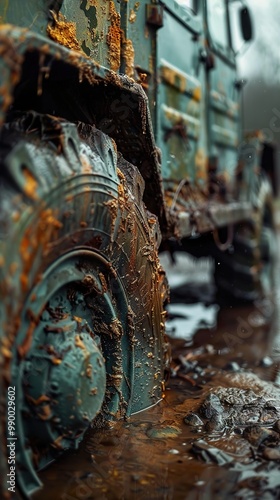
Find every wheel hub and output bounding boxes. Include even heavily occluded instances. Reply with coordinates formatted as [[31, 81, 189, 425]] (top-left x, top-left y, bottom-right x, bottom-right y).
[[13, 249, 130, 496], [23, 313, 106, 448]]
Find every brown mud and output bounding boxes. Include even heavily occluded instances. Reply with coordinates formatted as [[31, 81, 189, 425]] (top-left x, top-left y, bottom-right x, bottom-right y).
[[33, 248, 280, 500]]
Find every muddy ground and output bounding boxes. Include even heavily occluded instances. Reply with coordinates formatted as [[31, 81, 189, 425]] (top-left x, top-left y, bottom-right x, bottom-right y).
[[33, 247, 280, 500]]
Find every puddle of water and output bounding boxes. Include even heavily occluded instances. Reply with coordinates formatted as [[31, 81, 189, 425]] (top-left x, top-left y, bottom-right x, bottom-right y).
[[159, 252, 214, 289], [161, 251, 219, 341], [166, 302, 219, 340]]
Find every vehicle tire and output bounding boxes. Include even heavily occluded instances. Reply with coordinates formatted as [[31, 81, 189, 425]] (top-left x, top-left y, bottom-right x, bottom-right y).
[[214, 173, 276, 302], [0, 112, 167, 497]]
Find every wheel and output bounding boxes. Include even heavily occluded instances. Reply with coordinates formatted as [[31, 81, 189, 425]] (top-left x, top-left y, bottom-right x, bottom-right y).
[[214, 173, 276, 302], [0, 112, 167, 497]]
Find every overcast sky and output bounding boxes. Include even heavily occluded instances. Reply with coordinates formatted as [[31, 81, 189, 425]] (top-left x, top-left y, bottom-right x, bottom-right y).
[[238, 0, 280, 84]]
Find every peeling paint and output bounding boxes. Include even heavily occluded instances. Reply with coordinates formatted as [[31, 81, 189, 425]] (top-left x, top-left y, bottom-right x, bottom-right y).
[[47, 12, 81, 52], [75, 334, 87, 350], [192, 86, 201, 102], [22, 167, 38, 200], [129, 9, 137, 24], [19, 208, 62, 293], [122, 38, 135, 79], [195, 149, 207, 181], [106, 1, 121, 72], [161, 65, 187, 94]]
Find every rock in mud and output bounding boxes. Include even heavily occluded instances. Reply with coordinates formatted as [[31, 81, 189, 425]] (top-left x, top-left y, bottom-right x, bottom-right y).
[[205, 414, 225, 432], [273, 420, 280, 434], [192, 383, 280, 439], [199, 393, 224, 419], [146, 425, 181, 439], [183, 412, 204, 427], [262, 446, 280, 460], [213, 387, 265, 407], [223, 361, 241, 372], [243, 426, 279, 448], [191, 440, 234, 465], [259, 356, 274, 367]]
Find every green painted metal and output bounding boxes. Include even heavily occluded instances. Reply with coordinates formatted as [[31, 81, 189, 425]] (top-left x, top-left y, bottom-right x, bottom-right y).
[[157, 0, 205, 187], [156, 0, 242, 197], [0, 0, 50, 33]]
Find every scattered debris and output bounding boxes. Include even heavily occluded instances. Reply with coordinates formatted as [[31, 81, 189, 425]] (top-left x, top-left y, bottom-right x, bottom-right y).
[[191, 440, 234, 465]]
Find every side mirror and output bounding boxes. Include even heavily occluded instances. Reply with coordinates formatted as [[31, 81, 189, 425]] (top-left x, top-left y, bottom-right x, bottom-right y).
[[240, 7, 253, 42]]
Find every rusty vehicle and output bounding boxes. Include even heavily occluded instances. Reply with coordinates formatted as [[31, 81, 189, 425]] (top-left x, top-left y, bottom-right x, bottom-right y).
[[0, 0, 275, 497]]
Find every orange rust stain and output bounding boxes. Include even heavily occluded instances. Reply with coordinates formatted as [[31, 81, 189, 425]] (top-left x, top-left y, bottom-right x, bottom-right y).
[[51, 435, 64, 450], [73, 315, 83, 323], [0, 255, 4, 267], [80, 153, 93, 173], [104, 168, 130, 239], [107, 1, 121, 72], [111, 138, 118, 153], [50, 357, 62, 365], [1, 346, 12, 359], [22, 167, 38, 200], [12, 211, 20, 222], [9, 262, 18, 276], [122, 38, 135, 79], [116, 167, 125, 182], [99, 272, 108, 293], [129, 9, 137, 23], [65, 194, 74, 202], [192, 86, 201, 102], [38, 404, 52, 420], [138, 71, 148, 89], [47, 12, 81, 52], [75, 334, 87, 350], [0, 84, 12, 109], [86, 363, 93, 378], [17, 314, 38, 359], [161, 66, 186, 93], [26, 394, 51, 406], [19, 208, 62, 293], [195, 149, 207, 180]]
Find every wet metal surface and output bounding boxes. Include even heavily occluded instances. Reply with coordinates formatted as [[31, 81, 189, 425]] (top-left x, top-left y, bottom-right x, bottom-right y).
[[33, 239, 280, 500]]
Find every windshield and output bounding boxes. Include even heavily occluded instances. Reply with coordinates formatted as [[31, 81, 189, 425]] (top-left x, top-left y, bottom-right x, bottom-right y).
[[207, 0, 229, 47], [176, 0, 196, 15]]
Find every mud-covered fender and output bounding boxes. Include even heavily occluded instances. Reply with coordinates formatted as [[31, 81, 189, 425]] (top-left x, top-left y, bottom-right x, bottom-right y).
[[0, 25, 171, 234]]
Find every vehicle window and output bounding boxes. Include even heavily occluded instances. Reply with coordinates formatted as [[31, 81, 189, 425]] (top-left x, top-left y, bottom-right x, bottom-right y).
[[207, 0, 228, 47], [176, 0, 196, 15]]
